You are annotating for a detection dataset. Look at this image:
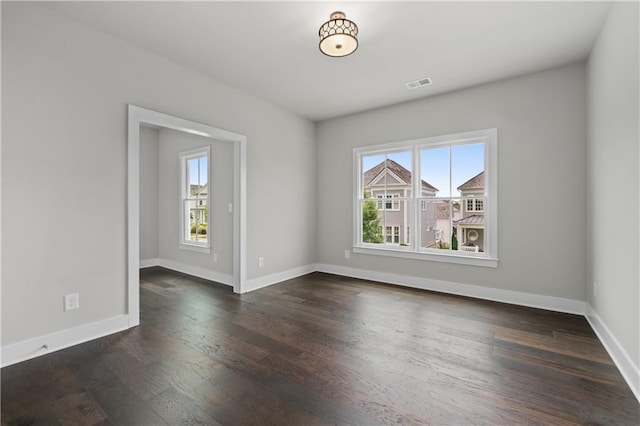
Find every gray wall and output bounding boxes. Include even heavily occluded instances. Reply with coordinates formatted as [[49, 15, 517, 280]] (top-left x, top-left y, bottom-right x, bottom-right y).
[[317, 63, 588, 300], [156, 129, 234, 276], [1, 2, 316, 345], [587, 3, 639, 372], [139, 126, 159, 261]]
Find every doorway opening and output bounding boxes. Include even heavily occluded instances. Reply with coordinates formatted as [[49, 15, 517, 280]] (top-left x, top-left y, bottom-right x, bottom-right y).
[[127, 105, 246, 327]]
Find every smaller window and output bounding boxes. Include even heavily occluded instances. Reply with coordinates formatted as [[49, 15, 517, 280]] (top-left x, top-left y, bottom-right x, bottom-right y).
[[466, 198, 484, 212], [466, 199, 474, 211], [385, 226, 400, 244], [179, 146, 211, 253], [378, 194, 400, 211]]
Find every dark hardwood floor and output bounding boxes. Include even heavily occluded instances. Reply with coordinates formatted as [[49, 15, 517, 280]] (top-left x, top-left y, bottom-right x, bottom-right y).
[[2, 268, 638, 425]]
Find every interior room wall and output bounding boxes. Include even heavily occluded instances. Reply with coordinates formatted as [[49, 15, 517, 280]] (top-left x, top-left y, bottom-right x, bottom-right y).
[[139, 126, 160, 261], [156, 129, 234, 278], [317, 63, 588, 301], [586, 1, 639, 388], [1, 2, 316, 347]]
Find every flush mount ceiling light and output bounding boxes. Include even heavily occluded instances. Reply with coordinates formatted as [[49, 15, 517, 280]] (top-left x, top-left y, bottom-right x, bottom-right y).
[[319, 11, 358, 57]]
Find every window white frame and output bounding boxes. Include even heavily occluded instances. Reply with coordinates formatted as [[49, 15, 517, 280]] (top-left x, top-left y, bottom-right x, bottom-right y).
[[179, 146, 211, 253], [353, 128, 498, 268]]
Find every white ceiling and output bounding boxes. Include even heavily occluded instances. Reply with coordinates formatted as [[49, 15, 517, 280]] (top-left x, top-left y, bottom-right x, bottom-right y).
[[42, 1, 611, 122]]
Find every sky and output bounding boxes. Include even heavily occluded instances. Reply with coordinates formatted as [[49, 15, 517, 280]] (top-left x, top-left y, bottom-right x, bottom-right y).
[[188, 157, 208, 186], [362, 143, 484, 197]]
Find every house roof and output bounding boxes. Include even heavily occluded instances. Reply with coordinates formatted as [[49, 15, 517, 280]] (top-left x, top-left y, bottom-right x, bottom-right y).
[[457, 171, 485, 192], [364, 159, 437, 192], [454, 214, 484, 225], [190, 183, 208, 196]]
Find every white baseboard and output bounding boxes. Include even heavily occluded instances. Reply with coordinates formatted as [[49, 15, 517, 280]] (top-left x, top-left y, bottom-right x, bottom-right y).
[[243, 264, 316, 293], [140, 258, 160, 268], [1, 315, 129, 368], [586, 304, 640, 403], [147, 258, 235, 287], [315, 263, 586, 315]]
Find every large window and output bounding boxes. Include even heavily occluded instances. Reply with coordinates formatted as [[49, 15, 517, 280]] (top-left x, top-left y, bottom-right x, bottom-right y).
[[353, 129, 497, 267], [179, 146, 211, 253]]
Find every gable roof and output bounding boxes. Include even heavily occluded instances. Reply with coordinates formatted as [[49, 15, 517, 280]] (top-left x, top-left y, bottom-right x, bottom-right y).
[[364, 159, 437, 192], [457, 171, 484, 192]]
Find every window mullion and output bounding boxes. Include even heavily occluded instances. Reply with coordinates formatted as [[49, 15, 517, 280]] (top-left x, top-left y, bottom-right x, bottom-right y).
[[449, 146, 453, 252], [412, 145, 420, 251]]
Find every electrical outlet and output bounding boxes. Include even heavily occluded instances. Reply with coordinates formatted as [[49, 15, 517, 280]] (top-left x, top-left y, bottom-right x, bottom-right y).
[[258, 257, 264, 268], [593, 281, 598, 297], [64, 293, 79, 311], [228, 203, 233, 213], [213, 253, 218, 263], [345, 250, 350, 259]]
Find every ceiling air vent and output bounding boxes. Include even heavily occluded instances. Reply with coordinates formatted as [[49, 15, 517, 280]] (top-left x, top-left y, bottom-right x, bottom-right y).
[[404, 77, 432, 89]]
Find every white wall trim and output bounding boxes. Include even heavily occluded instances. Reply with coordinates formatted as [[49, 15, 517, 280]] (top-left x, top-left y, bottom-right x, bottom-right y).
[[140, 258, 160, 268], [155, 258, 234, 287], [315, 263, 586, 315], [243, 264, 316, 293], [1, 315, 129, 368], [586, 304, 640, 403]]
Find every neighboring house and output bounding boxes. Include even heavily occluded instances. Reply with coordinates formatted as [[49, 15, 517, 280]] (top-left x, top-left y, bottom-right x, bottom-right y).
[[363, 159, 444, 247], [454, 171, 485, 252], [364, 159, 482, 250]]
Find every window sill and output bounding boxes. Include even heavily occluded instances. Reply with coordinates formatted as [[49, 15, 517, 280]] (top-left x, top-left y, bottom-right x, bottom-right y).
[[352, 246, 498, 268], [179, 243, 211, 254]]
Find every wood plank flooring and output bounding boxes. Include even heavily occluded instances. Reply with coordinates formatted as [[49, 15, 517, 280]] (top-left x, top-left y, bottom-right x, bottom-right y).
[[2, 268, 638, 425]]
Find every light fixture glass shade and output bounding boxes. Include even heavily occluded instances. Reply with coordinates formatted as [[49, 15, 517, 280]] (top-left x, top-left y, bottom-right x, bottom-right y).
[[319, 11, 358, 57]]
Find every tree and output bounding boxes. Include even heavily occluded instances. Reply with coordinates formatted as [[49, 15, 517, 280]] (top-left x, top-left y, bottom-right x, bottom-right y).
[[362, 192, 384, 243], [451, 227, 458, 250]]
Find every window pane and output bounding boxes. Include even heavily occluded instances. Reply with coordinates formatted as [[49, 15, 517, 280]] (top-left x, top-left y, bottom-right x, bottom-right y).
[[452, 143, 484, 197], [420, 146, 449, 197], [362, 151, 412, 198], [362, 154, 385, 198], [386, 151, 412, 189], [361, 200, 383, 244], [187, 158, 199, 195], [420, 199, 462, 250], [198, 156, 208, 188], [421, 199, 452, 250], [382, 199, 411, 246], [185, 199, 208, 244]]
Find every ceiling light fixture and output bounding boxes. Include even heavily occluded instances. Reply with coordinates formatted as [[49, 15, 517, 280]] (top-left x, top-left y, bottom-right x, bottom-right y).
[[319, 11, 358, 57]]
